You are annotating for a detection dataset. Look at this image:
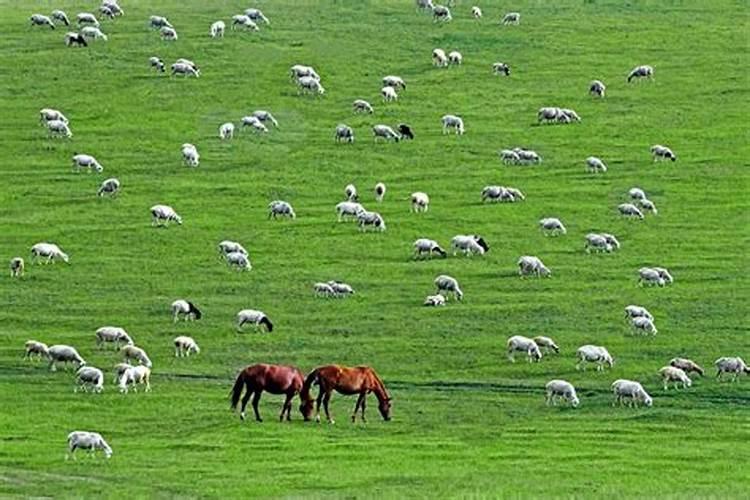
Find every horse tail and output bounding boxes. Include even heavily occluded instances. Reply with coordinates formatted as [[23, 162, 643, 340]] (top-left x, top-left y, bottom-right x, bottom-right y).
[[229, 369, 246, 410], [301, 368, 320, 400]]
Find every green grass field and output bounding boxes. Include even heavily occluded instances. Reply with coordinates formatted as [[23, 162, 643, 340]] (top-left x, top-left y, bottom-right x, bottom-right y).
[[1, 0, 749, 497]]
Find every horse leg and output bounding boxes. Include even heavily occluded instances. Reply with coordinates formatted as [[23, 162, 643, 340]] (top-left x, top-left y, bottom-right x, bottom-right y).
[[252, 391, 263, 422], [280, 393, 293, 422], [352, 393, 365, 423], [239, 386, 253, 421], [323, 391, 334, 424], [315, 390, 324, 423], [360, 394, 367, 422]]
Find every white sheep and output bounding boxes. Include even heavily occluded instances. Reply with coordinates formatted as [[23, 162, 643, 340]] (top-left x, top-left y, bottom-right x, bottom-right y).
[[448, 51, 463, 65], [471, 6, 482, 19], [10, 257, 25, 277], [518, 255, 551, 278], [714, 357, 749, 381], [414, 238, 447, 259], [653, 267, 673, 284], [218, 240, 248, 256], [120, 345, 152, 368], [383, 76, 406, 90], [451, 235, 489, 256], [576, 345, 613, 371], [651, 145, 676, 162], [47, 345, 85, 371], [51, 10, 70, 26], [171, 62, 199, 78], [584, 234, 613, 253], [537, 107, 562, 124], [493, 62, 511, 76], [64, 32, 88, 47], [335, 125, 355, 143], [245, 8, 270, 25], [160, 26, 178, 41], [638, 267, 666, 287], [353, 99, 374, 114], [100, 6, 116, 19], [372, 125, 401, 142], [624, 305, 653, 321], [241, 116, 268, 133], [481, 185, 507, 203], [236, 309, 274, 332], [67, 431, 112, 459], [72, 154, 103, 173], [80, 26, 108, 41], [432, 48, 448, 67], [631, 316, 658, 336], [545, 380, 579, 407], [252, 110, 278, 128], [40, 108, 68, 124], [433, 5, 452, 22], [639, 198, 658, 215], [219, 122, 235, 140], [669, 358, 704, 376], [502, 12, 521, 25], [612, 380, 653, 407], [374, 182, 386, 202], [171, 299, 202, 322], [46, 119, 72, 138], [210, 20, 225, 38], [586, 156, 607, 173], [357, 210, 386, 232], [119, 364, 151, 393], [498, 150, 521, 164], [336, 201, 365, 222], [268, 200, 296, 219], [95, 326, 134, 349], [589, 80, 606, 97], [381, 86, 399, 102], [76, 13, 100, 27], [602, 233, 620, 250], [314, 282, 336, 297], [225, 251, 252, 271], [290, 65, 320, 81], [297, 76, 325, 95], [659, 366, 692, 390], [411, 192, 430, 212], [151, 204, 182, 226], [533, 336, 560, 354], [24, 340, 48, 360], [434, 275, 463, 301], [629, 187, 647, 200], [559, 108, 581, 122], [97, 178, 120, 197], [539, 217, 566, 236], [618, 203, 645, 220], [232, 14, 259, 31], [30, 14, 56, 29], [174, 336, 200, 357], [627, 65, 654, 83], [328, 281, 355, 297], [441, 115, 464, 135], [507, 335, 542, 363], [515, 148, 542, 164], [75, 366, 104, 393], [31, 243, 69, 264], [424, 294, 446, 307], [149, 16, 172, 29]]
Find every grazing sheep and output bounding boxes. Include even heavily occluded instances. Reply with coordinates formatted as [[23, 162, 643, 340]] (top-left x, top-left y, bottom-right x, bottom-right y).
[[344, 184, 358, 201], [336, 201, 365, 222], [433, 5, 453, 22], [210, 20, 225, 38], [314, 282, 336, 297], [498, 150, 521, 164], [629, 187, 647, 200], [46, 119, 72, 138], [441, 115, 464, 135], [381, 86, 398, 102], [149, 16, 172, 29], [99, 5, 116, 19], [51, 10, 70, 26], [585, 233, 613, 253], [119, 364, 151, 393], [493, 62, 511, 76], [237, 309, 274, 332], [545, 380, 579, 407], [241, 116, 268, 133], [374, 182, 386, 202], [67, 431, 112, 460], [638, 267, 665, 287], [245, 8, 270, 25], [290, 64, 320, 81], [24, 340, 48, 360], [113, 363, 131, 384], [627, 65, 654, 83], [172, 62, 199, 77], [40, 108, 68, 124], [149, 56, 165, 72], [335, 125, 354, 143], [669, 358, 704, 376], [424, 294, 447, 307], [357, 210, 386, 232], [586, 156, 607, 173], [103, 1, 124, 16], [171, 299, 202, 323], [96, 327, 134, 349], [432, 48, 448, 67], [533, 336, 560, 354], [75, 366, 104, 393], [471, 6, 483, 19], [64, 32, 88, 47], [537, 107, 562, 124], [268, 200, 296, 219], [353, 99, 374, 114], [219, 122, 235, 140], [618, 203, 645, 220], [160, 26, 178, 41], [10, 257, 24, 277], [714, 357, 749, 381], [448, 51, 463, 65], [416, 0, 435, 10], [225, 251, 252, 271], [518, 255, 551, 278], [601, 233, 620, 250], [31, 243, 69, 264], [80, 26, 107, 41], [507, 336, 542, 363], [372, 124, 401, 142], [48, 345, 85, 371], [383, 75, 406, 90], [97, 178, 120, 197], [72, 154, 103, 173], [31, 14, 56, 29], [120, 345, 152, 368], [481, 185, 506, 203], [625, 305, 653, 321], [659, 366, 692, 390], [631, 316, 658, 336], [151, 204, 182, 226], [434, 275, 463, 301], [218, 240, 248, 257], [639, 198, 658, 215], [414, 238, 447, 259], [515, 148, 542, 165], [297, 76, 325, 95], [612, 380, 653, 407], [252, 110, 278, 128], [328, 281, 355, 296], [76, 13, 100, 27], [398, 123, 415, 140], [411, 192, 430, 212], [590, 80, 606, 97], [174, 336, 200, 357], [651, 145, 676, 162], [451, 235, 489, 256], [576, 345, 614, 371], [502, 12, 521, 25], [539, 218, 566, 236], [559, 108, 581, 122]]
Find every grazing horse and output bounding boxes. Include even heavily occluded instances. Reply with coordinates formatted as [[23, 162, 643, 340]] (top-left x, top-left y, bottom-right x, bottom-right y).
[[300, 365, 392, 424], [230, 364, 305, 422]]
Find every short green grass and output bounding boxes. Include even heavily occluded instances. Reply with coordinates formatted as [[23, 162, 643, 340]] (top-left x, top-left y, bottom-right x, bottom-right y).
[[1, 0, 749, 497]]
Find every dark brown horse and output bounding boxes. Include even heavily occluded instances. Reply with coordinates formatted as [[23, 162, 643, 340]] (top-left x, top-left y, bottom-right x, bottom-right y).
[[300, 365, 392, 423], [230, 364, 305, 422]]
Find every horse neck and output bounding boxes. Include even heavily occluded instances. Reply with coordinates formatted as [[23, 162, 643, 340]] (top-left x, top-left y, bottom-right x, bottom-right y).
[[300, 368, 318, 400], [368, 371, 389, 402]]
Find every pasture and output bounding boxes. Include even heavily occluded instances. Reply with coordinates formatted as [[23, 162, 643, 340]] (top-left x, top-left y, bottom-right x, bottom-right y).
[[1, 0, 749, 497]]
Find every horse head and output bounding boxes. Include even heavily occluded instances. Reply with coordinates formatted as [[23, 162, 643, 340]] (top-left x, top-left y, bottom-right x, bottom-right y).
[[378, 397, 392, 421]]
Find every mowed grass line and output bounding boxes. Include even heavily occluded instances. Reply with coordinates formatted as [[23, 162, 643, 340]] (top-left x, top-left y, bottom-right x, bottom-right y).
[[1, 0, 749, 497]]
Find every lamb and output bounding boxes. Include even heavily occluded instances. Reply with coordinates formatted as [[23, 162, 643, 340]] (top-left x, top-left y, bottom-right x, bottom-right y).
[[64, 32, 88, 47], [383, 76, 406, 90], [669, 358, 704, 376], [210, 20, 225, 38], [314, 283, 336, 297], [75, 366, 104, 393], [160, 26, 178, 41], [244, 8, 270, 25], [149, 16, 172, 29], [627, 65, 654, 83], [118, 365, 151, 393], [225, 251, 252, 271], [297, 76, 325, 95], [219, 122, 235, 140], [424, 294, 446, 307], [638, 267, 666, 287], [502, 12, 521, 25], [290, 65, 320, 81], [432, 48, 448, 67], [241, 116, 268, 133], [10, 257, 24, 277], [268, 200, 296, 219], [589, 79, 606, 97], [625, 305, 653, 321], [218, 240, 248, 257], [236, 309, 274, 332], [72, 154, 103, 173], [448, 51, 463, 65], [659, 366, 692, 390], [576, 345, 614, 371], [336, 202, 365, 222], [631, 316, 658, 336], [95, 327, 134, 349], [357, 210, 386, 232], [586, 156, 607, 173], [533, 336, 560, 354], [40, 108, 68, 124], [612, 380, 653, 407], [441, 115, 465, 135], [120, 345, 152, 368], [97, 178, 120, 197], [539, 218, 566, 236], [67, 431, 112, 459], [545, 380, 579, 407], [374, 182, 386, 202], [515, 148, 542, 165], [172, 62, 200, 77], [76, 13, 100, 27], [231, 15, 258, 31], [151, 204, 183, 226], [584, 233, 613, 253], [434, 275, 463, 301], [31, 243, 69, 264], [372, 124, 401, 142], [174, 336, 200, 357], [628, 187, 647, 200], [47, 345, 85, 371], [80, 26, 107, 41], [31, 14, 56, 29], [618, 203, 645, 220], [381, 86, 399, 102], [345, 183, 358, 201], [507, 336, 542, 363], [518, 255, 551, 278], [414, 239, 447, 259], [714, 357, 749, 381], [471, 6, 483, 19], [46, 120, 72, 138], [335, 125, 355, 143], [51, 10, 70, 26], [451, 235, 489, 256], [171, 299, 202, 322], [353, 99, 374, 114], [433, 5, 453, 22], [651, 145, 676, 162], [328, 281, 355, 296], [149, 56, 165, 72], [493, 63, 511, 76], [639, 198, 658, 215], [411, 192, 430, 212], [24, 340, 48, 360]]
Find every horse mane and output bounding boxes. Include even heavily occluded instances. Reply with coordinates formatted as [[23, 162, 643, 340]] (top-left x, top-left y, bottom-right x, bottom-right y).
[[368, 368, 390, 399]]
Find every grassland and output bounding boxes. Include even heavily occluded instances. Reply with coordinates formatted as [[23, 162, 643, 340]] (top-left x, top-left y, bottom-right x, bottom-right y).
[[1, 0, 749, 497]]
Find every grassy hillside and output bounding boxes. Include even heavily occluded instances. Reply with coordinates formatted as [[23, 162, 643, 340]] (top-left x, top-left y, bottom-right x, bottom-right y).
[[1, 0, 749, 497]]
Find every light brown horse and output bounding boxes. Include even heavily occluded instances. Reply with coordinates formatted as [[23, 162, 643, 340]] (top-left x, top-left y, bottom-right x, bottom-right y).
[[300, 365, 392, 423], [230, 364, 305, 422]]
